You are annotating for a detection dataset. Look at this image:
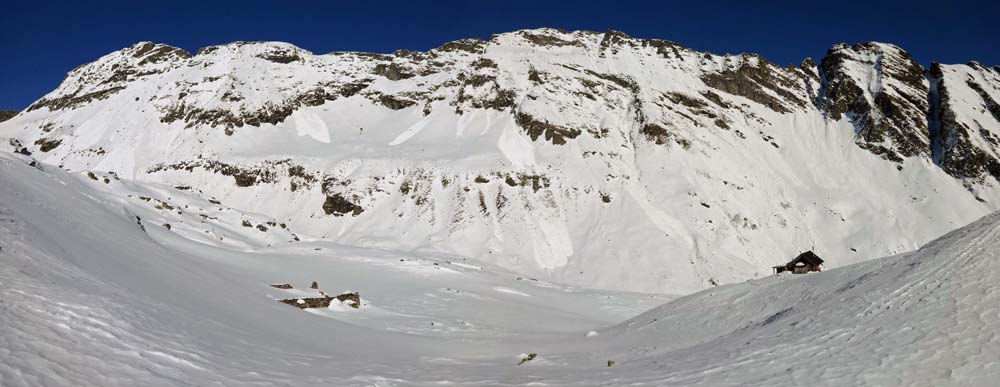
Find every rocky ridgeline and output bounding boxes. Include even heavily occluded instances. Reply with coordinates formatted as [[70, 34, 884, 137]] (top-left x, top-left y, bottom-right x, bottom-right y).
[[0, 110, 17, 123], [15, 29, 998, 174], [820, 43, 931, 162], [4, 28, 1000, 293]]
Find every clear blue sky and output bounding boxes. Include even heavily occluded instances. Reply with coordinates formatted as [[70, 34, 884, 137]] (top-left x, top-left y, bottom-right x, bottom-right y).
[[2, 0, 998, 110]]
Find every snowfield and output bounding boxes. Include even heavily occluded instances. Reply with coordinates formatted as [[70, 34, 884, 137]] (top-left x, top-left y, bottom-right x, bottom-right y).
[[2, 151, 999, 385]]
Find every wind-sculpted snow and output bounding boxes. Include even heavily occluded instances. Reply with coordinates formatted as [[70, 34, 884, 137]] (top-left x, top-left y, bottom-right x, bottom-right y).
[[2, 28, 1000, 294], [2, 152, 998, 385]]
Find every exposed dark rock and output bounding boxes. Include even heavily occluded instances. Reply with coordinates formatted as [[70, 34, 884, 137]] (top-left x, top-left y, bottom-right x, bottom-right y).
[[520, 31, 583, 47], [147, 159, 299, 187], [528, 67, 544, 84], [933, 63, 1000, 181], [29, 87, 125, 112], [472, 58, 497, 69], [0, 110, 17, 122], [965, 79, 1000, 123], [799, 58, 819, 80], [663, 92, 708, 109], [599, 29, 637, 50], [8, 138, 31, 155], [459, 73, 496, 88], [270, 283, 293, 289], [288, 165, 317, 192], [376, 94, 417, 110], [133, 42, 191, 65], [255, 47, 303, 64], [160, 81, 370, 133], [583, 69, 638, 92], [373, 63, 414, 80], [515, 112, 581, 145], [700, 90, 732, 109], [646, 39, 684, 59], [701, 58, 808, 113], [278, 292, 361, 309], [435, 39, 486, 54], [34, 138, 62, 152], [640, 123, 688, 148], [500, 173, 551, 192], [323, 194, 364, 217], [820, 43, 929, 161], [475, 89, 516, 111]]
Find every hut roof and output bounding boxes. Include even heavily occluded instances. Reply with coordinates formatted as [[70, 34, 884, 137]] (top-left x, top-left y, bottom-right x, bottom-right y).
[[790, 251, 824, 266]]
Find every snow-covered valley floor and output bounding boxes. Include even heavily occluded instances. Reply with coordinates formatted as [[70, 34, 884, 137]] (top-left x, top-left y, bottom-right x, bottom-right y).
[[1, 151, 998, 386]]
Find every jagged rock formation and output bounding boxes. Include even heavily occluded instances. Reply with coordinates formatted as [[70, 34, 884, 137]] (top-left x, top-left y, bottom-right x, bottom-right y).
[[2, 28, 999, 294], [0, 110, 17, 122], [820, 43, 931, 162], [931, 62, 1000, 185]]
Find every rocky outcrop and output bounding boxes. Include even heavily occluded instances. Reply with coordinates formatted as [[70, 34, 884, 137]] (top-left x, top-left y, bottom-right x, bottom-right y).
[[820, 43, 930, 162], [515, 112, 582, 145], [28, 42, 189, 112], [0, 110, 17, 122], [278, 292, 361, 309], [322, 194, 364, 217], [932, 62, 1000, 182], [701, 56, 811, 114]]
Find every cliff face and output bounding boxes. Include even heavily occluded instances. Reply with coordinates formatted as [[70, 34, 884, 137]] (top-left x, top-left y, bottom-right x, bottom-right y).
[[820, 43, 931, 162], [0, 110, 17, 122], [931, 62, 1000, 185], [2, 28, 998, 293]]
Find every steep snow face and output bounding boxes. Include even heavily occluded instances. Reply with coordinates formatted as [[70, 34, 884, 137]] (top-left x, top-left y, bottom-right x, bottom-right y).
[[2, 29, 999, 293], [932, 62, 1000, 186], [820, 42, 931, 162]]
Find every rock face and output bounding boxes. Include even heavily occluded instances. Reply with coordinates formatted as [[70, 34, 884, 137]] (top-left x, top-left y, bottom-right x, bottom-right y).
[[278, 292, 361, 309], [2, 28, 1000, 294], [820, 43, 931, 162], [0, 110, 17, 122], [931, 62, 1000, 184]]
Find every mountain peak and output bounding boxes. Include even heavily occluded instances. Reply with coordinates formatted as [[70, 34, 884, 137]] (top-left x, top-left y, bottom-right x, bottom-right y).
[[820, 40, 929, 161]]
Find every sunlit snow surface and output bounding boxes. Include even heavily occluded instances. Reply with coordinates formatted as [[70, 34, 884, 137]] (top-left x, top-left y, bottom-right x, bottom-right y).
[[3, 152, 999, 385]]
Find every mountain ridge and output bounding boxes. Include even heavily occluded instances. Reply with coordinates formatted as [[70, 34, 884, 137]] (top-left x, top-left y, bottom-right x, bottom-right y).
[[3, 28, 1000, 294]]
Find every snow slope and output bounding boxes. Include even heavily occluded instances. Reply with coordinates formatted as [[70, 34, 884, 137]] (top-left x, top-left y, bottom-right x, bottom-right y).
[[3, 152, 999, 386], [2, 29, 999, 295]]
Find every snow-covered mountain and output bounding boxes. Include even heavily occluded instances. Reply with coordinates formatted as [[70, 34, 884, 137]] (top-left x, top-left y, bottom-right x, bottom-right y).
[[3, 28, 1000, 294], [2, 150, 998, 386]]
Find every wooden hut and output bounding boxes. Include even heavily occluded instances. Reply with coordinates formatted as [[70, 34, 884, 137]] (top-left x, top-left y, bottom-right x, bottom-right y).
[[773, 251, 824, 274]]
